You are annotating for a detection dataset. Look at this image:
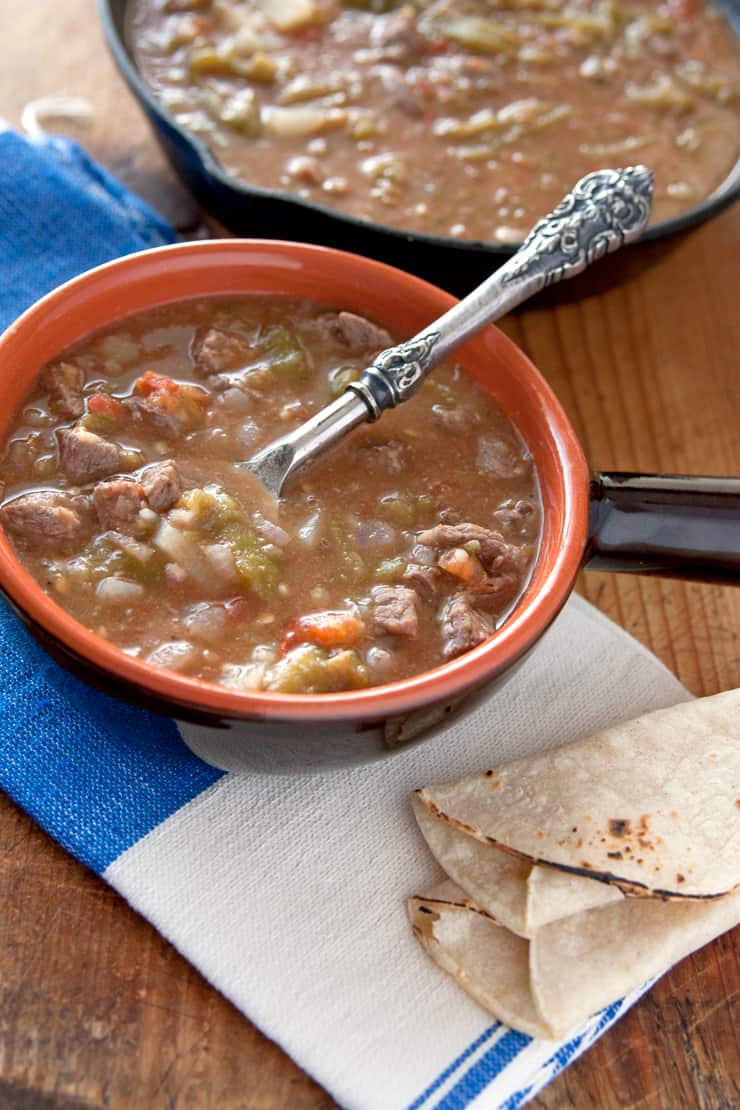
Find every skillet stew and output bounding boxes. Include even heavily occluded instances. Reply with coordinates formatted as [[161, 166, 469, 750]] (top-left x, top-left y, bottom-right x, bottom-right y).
[[0, 298, 541, 694], [129, 0, 740, 243]]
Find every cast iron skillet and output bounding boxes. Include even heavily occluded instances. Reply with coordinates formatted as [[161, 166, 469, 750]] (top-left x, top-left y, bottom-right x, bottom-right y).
[[99, 0, 740, 294]]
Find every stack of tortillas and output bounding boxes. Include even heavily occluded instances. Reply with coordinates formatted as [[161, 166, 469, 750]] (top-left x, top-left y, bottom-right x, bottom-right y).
[[409, 689, 740, 1040]]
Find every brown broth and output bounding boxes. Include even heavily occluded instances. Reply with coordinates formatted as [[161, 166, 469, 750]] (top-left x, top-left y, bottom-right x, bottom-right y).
[[0, 297, 541, 693], [129, 0, 740, 242]]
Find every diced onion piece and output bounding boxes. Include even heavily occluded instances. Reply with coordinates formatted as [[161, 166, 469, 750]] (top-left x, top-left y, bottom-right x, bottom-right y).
[[298, 509, 323, 547], [95, 577, 145, 605], [666, 181, 695, 199], [366, 645, 394, 675], [165, 562, 188, 584], [262, 105, 347, 138], [146, 640, 199, 671], [99, 333, 140, 364], [183, 602, 228, 642], [154, 520, 217, 587], [280, 75, 342, 105], [220, 662, 267, 690], [256, 0, 322, 32], [203, 542, 238, 584], [497, 98, 549, 125], [579, 134, 654, 157], [625, 75, 693, 112], [435, 17, 520, 54]]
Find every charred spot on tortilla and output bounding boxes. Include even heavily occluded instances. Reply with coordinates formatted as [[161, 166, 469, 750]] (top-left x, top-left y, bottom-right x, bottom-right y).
[[411, 893, 494, 919], [419, 794, 501, 848], [608, 851, 623, 860], [677, 874, 686, 883], [608, 819, 631, 837]]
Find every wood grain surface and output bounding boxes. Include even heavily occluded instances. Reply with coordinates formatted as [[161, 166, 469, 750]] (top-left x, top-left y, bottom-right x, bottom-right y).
[[0, 1, 738, 1107]]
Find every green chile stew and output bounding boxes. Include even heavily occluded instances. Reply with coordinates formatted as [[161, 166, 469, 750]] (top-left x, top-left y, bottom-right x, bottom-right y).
[[129, 0, 740, 242], [0, 298, 541, 694]]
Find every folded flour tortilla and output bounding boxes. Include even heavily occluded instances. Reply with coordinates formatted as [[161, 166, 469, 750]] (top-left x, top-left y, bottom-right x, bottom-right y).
[[409, 880, 740, 1041], [409, 689, 740, 1036], [412, 796, 622, 937], [415, 689, 740, 902]]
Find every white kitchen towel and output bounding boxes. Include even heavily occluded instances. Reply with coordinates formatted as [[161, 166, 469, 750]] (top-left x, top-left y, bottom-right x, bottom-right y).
[[3, 588, 694, 1110]]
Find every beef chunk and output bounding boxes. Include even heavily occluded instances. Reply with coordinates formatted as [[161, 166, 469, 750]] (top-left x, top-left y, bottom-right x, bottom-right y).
[[193, 327, 255, 377], [402, 562, 439, 601], [0, 491, 82, 544], [58, 425, 129, 484], [416, 522, 513, 572], [41, 361, 85, 419], [372, 584, 418, 638], [141, 459, 182, 512], [128, 391, 204, 438], [466, 575, 518, 613], [323, 312, 392, 353], [94, 478, 145, 534], [440, 594, 494, 659]]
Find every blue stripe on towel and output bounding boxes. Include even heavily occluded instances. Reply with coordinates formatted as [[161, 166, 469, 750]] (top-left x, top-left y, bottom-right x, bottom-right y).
[[0, 603, 223, 873], [499, 1000, 625, 1110], [406, 1025, 500, 1110], [432, 1029, 530, 1110]]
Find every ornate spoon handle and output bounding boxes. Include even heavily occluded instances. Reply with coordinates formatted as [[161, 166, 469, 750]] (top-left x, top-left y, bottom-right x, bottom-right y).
[[349, 165, 653, 415], [244, 166, 653, 496]]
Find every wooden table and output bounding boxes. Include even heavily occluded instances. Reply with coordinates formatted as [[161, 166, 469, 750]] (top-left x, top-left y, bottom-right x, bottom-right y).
[[1, 2, 738, 1106]]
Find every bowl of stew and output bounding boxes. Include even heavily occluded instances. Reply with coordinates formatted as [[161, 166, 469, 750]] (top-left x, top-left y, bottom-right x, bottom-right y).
[[0, 239, 589, 766], [99, 0, 740, 292], [1, 240, 738, 771]]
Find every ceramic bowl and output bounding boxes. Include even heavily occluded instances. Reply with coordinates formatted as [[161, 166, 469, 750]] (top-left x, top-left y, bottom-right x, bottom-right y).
[[0, 240, 590, 768]]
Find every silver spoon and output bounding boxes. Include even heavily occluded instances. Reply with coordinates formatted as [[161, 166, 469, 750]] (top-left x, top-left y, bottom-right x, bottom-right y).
[[244, 166, 654, 499]]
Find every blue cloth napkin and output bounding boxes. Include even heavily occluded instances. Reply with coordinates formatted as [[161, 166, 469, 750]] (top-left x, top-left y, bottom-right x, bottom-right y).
[[0, 130, 693, 1110], [0, 129, 174, 330]]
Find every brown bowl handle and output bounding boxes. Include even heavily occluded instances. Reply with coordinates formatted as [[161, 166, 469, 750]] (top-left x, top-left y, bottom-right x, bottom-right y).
[[586, 472, 740, 583]]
